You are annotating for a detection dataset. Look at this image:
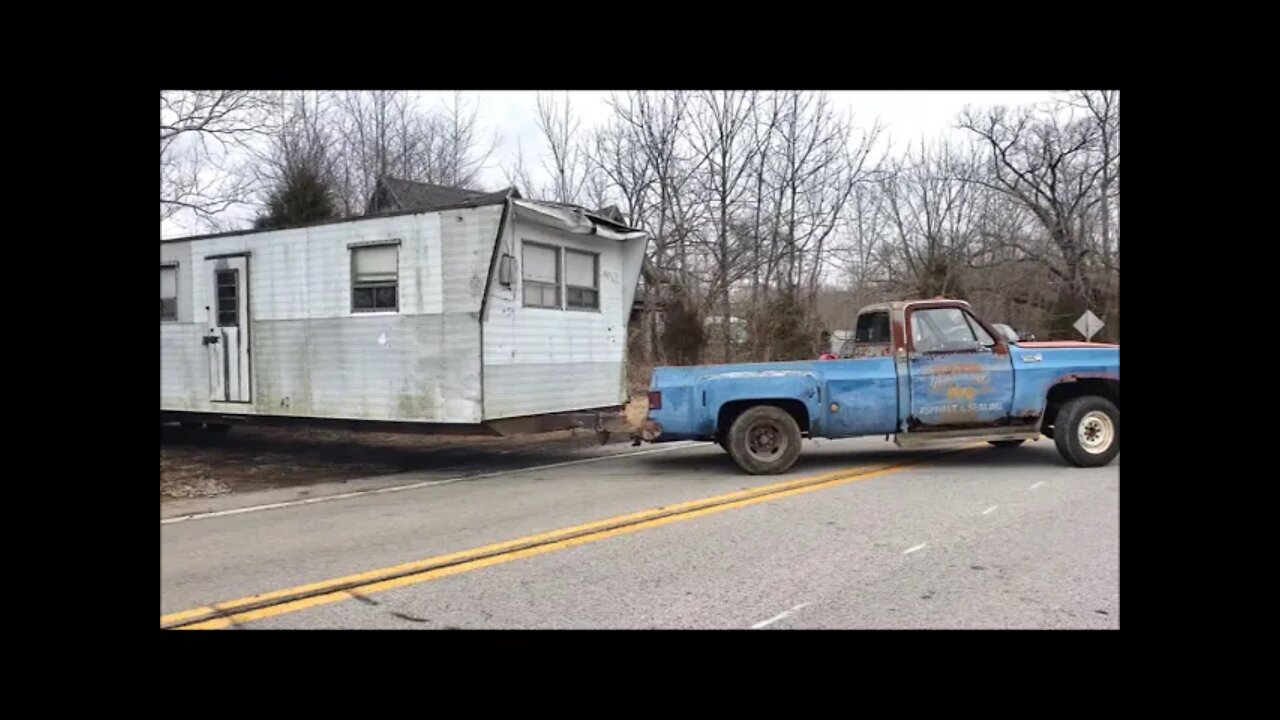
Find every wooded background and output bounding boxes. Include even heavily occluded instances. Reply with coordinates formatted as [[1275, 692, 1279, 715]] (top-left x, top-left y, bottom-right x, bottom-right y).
[[161, 90, 1119, 373]]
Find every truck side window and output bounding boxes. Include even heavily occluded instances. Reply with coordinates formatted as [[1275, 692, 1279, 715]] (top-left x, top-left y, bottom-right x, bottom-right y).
[[911, 308, 978, 353]]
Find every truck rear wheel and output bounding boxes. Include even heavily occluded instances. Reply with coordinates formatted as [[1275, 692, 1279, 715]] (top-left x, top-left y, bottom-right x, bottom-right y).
[[1053, 396, 1119, 467], [726, 405, 802, 475]]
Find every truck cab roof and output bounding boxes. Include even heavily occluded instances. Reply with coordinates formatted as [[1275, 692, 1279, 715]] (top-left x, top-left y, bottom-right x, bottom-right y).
[[856, 298, 971, 315]]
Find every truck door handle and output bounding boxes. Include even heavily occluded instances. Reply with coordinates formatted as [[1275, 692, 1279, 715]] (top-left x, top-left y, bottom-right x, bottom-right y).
[[202, 334, 220, 346]]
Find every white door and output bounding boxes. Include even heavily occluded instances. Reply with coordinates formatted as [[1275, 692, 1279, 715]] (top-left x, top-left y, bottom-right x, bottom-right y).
[[203, 255, 251, 403]]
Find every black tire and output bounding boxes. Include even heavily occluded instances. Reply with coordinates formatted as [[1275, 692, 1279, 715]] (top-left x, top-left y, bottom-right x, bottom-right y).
[[726, 405, 803, 475], [989, 440, 1025, 448], [1053, 396, 1119, 467]]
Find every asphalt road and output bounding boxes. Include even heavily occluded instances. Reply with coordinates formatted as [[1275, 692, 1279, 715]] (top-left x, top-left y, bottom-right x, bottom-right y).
[[161, 436, 1119, 629]]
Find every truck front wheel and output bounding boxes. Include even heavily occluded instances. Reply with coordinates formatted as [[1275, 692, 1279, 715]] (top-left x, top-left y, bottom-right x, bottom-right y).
[[1053, 396, 1119, 467], [726, 405, 803, 475]]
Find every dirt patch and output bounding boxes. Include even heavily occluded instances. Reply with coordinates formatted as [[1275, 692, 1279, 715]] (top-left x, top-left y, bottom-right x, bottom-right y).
[[625, 395, 649, 429], [161, 397, 651, 501]]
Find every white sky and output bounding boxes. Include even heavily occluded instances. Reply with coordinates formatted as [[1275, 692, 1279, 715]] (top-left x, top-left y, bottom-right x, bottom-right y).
[[472, 90, 1052, 187], [162, 90, 1055, 237]]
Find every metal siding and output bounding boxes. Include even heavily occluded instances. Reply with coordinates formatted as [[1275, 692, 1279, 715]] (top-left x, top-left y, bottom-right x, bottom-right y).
[[440, 205, 504, 314], [160, 324, 208, 409], [249, 313, 481, 422], [247, 214, 443, 320], [159, 212, 483, 423], [480, 219, 630, 419], [484, 362, 624, 417]]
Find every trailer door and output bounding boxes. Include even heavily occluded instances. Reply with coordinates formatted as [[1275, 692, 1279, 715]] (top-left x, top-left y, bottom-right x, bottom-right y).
[[203, 255, 251, 403]]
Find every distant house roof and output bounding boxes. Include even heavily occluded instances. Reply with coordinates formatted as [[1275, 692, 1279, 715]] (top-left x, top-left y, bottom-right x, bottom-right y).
[[366, 177, 519, 215]]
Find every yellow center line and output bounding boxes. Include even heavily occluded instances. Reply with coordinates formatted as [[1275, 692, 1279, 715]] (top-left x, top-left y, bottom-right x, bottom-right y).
[[164, 445, 981, 629]]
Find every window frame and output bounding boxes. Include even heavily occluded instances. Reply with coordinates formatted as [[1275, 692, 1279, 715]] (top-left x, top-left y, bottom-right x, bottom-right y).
[[160, 263, 179, 322], [564, 248, 600, 312], [909, 307, 979, 355], [521, 241, 562, 310], [911, 302, 998, 353], [215, 268, 240, 328], [350, 240, 400, 314]]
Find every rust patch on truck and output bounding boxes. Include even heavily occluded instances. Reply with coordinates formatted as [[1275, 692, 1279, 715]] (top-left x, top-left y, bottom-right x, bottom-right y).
[[1051, 371, 1119, 384]]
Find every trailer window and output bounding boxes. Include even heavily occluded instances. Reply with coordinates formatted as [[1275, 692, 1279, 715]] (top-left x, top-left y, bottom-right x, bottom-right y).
[[216, 269, 239, 327], [565, 250, 599, 310], [160, 266, 177, 321], [351, 244, 398, 312], [522, 242, 560, 309]]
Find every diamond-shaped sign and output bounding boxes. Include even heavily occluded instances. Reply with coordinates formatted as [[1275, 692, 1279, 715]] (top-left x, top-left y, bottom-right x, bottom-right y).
[[1073, 309, 1104, 341]]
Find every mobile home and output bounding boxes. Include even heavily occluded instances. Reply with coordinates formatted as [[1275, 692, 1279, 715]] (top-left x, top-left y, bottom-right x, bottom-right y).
[[160, 184, 648, 436]]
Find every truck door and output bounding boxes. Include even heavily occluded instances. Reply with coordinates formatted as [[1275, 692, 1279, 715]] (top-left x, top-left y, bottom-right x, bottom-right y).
[[906, 306, 1012, 431]]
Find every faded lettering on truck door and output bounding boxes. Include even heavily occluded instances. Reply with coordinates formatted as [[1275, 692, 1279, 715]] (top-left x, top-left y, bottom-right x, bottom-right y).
[[906, 306, 1012, 430]]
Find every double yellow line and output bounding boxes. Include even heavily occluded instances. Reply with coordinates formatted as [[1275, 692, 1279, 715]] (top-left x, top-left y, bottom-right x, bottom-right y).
[[162, 448, 972, 629]]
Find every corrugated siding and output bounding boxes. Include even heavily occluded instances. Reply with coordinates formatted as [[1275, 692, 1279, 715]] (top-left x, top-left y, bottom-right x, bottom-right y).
[[251, 314, 481, 422], [160, 324, 207, 409], [485, 363, 623, 417], [440, 204, 504, 314], [159, 211, 486, 423], [481, 218, 628, 419]]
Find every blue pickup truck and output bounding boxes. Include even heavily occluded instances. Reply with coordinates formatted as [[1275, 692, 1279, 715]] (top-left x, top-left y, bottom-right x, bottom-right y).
[[640, 299, 1119, 475]]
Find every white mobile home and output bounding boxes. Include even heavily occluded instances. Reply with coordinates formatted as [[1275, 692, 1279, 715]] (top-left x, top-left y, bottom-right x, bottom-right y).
[[160, 183, 648, 435]]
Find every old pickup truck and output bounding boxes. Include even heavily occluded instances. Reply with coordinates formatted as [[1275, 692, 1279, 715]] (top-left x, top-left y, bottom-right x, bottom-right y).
[[640, 298, 1119, 475]]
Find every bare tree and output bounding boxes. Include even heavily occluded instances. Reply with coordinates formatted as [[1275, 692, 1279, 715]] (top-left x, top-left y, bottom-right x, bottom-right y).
[[960, 102, 1113, 337], [437, 91, 500, 188], [687, 90, 762, 360], [876, 138, 981, 298], [764, 91, 881, 299], [251, 92, 339, 230], [605, 91, 702, 363], [532, 92, 591, 204], [331, 91, 411, 214], [160, 90, 279, 232], [329, 91, 499, 216]]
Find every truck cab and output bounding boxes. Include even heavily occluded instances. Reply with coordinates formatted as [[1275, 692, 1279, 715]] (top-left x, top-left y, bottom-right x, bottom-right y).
[[642, 298, 1119, 475]]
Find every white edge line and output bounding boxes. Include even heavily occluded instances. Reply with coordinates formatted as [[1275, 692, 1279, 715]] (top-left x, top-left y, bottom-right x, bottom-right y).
[[1030, 481, 1046, 490], [982, 505, 998, 515], [903, 542, 927, 555], [161, 441, 699, 525], [750, 602, 811, 629]]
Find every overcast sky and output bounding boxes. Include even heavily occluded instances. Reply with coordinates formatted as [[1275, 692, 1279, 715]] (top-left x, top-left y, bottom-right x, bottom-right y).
[[162, 90, 1055, 237], [468, 90, 1053, 188]]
